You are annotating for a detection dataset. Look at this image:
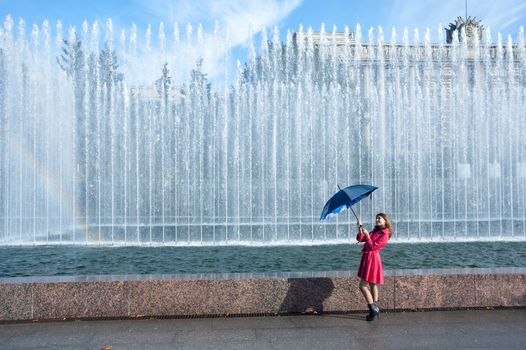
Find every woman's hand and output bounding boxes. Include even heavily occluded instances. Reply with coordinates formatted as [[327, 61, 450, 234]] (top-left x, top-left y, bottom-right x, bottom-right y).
[[357, 219, 368, 234]]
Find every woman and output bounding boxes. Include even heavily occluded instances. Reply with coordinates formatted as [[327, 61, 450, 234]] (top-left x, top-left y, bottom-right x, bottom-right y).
[[356, 213, 393, 321]]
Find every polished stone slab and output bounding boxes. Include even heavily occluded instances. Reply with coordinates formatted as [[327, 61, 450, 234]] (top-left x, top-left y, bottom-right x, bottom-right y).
[[1, 267, 525, 321], [0, 284, 32, 321], [474, 273, 526, 307], [394, 274, 477, 309], [2, 267, 525, 284], [32, 281, 128, 320]]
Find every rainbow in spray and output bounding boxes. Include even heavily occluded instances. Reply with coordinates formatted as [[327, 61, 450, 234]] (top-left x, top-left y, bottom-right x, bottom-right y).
[[1, 16, 526, 245]]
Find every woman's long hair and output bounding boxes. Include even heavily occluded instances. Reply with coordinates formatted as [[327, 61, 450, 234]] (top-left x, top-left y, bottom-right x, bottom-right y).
[[375, 212, 394, 238]]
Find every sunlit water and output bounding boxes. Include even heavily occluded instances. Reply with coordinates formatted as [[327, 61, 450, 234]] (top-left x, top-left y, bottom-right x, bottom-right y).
[[1, 17, 526, 245], [1, 242, 525, 277]]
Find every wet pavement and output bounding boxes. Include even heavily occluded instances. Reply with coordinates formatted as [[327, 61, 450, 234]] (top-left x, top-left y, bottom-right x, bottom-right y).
[[0, 309, 525, 349]]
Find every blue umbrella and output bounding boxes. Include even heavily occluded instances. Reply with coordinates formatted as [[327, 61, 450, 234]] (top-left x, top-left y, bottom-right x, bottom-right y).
[[319, 184, 378, 221]]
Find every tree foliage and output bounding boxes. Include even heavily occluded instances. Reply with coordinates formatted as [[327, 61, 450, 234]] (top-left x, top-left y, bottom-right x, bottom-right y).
[[155, 62, 172, 99]]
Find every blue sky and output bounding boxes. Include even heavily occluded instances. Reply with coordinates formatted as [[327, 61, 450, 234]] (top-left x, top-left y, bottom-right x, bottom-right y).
[[2, 0, 524, 36], [1, 0, 525, 83]]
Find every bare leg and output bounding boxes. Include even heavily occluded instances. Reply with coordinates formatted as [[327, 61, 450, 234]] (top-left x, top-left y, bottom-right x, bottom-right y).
[[370, 283, 379, 302], [359, 279, 374, 305]]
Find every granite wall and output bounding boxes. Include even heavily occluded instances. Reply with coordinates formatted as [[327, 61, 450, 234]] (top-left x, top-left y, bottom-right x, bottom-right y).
[[1, 268, 525, 322]]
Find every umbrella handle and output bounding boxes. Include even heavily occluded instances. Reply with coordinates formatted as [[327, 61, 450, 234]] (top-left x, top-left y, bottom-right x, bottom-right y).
[[350, 207, 363, 242], [350, 207, 359, 222]]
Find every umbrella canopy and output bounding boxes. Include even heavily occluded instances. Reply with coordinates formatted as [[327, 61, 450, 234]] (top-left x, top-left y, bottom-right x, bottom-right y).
[[319, 184, 378, 221]]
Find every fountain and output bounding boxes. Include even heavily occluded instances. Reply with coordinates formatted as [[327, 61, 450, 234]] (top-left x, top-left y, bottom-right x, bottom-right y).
[[0, 16, 525, 245]]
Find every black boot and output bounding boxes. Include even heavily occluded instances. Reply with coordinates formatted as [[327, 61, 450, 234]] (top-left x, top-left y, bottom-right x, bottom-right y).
[[373, 302, 380, 315], [374, 300, 381, 314], [366, 303, 380, 321]]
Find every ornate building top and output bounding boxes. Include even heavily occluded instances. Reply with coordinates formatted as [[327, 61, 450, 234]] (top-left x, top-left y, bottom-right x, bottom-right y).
[[445, 16, 485, 44]]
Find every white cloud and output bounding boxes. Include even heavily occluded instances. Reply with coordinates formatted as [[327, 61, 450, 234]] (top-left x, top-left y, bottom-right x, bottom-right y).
[[481, 1, 526, 32], [500, 15, 521, 31], [207, 1, 301, 45], [387, 0, 526, 41], [128, 0, 303, 84]]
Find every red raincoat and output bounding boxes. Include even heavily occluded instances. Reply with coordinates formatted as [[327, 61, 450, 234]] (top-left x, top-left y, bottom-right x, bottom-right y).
[[356, 228, 390, 284]]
